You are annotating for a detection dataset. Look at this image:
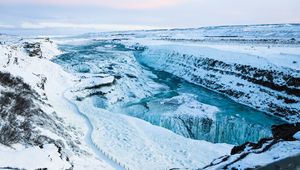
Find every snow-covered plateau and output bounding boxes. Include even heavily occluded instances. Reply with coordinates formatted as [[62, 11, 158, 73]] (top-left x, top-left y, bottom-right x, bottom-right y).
[[0, 24, 300, 170]]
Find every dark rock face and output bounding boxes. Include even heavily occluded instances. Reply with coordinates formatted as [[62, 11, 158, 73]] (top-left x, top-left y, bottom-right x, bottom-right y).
[[0, 72, 68, 147], [230, 138, 273, 155], [23, 42, 42, 58], [272, 123, 300, 141], [0, 72, 40, 145], [0, 71, 77, 168], [230, 123, 300, 155]]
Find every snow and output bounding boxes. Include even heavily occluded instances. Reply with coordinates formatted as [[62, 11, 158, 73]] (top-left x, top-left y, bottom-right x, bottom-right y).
[[141, 44, 298, 72], [0, 39, 116, 170], [39, 39, 62, 59], [227, 141, 300, 169], [77, 76, 115, 89], [161, 93, 218, 120], [69, 96, 232, 170], [204, 140, 300, 169], [0, 144, 71, 170], [196, 44, 300, 71]]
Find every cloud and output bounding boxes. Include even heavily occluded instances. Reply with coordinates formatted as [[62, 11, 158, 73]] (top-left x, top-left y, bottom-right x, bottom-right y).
[[1, 0, 185, 9], [104, 0, 184, 9], [0, 24, 15, 28], [21, 22, 166, 31]]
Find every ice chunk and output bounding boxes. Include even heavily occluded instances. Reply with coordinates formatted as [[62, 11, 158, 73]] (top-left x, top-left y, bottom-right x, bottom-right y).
[[293, 131, 300, 140], [79, 76, 115, 89]]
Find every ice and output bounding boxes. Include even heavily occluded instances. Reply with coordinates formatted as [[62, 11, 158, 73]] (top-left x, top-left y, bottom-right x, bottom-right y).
[[294, 131, 300, 140], [135, 44, 299, 122], [54, 37, 285, 147], [77, 76, 115, 89]]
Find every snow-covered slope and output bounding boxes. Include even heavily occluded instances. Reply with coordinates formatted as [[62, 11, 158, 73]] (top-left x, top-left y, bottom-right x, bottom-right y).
[[0, 144, 71, 170], [203, 123, 300, 169], [0, 38, 115, 169]]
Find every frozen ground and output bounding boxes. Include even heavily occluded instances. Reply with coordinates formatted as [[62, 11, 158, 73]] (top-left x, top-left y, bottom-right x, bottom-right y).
[[0, 144, 71, 170]]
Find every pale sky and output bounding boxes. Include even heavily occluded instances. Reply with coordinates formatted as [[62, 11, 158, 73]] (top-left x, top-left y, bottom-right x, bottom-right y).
[[0, 0, 299, 33]]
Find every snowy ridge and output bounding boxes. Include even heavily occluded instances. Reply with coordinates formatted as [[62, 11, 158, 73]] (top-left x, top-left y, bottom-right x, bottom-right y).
[[205, 140, 300, 169], [203, 123, 300, 169]]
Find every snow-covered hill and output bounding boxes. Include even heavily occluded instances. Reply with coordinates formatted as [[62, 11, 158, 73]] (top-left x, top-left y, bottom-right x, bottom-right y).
[[0, 38, 117, 169]]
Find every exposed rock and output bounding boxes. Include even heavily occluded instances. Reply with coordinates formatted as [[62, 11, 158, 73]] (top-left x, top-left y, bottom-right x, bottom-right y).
[[70, 75, 115, 100], [272, 123, 300, 141], [23, 42, 42, 58], [82, 76, 115, 90], [0, 71, 78, 167]]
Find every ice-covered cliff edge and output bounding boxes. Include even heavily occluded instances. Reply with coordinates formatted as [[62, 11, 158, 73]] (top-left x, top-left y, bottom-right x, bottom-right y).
[[203, 123, 300, 169], [135, 44, 300, 122]]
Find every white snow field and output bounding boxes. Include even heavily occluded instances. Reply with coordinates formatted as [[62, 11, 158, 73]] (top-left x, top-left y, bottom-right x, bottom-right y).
[[66, 96, 231, 169], [0, 144, 71, 170]]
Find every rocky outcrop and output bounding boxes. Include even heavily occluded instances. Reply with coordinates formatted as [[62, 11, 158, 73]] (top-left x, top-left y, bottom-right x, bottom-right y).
[[70, 75, 115, 101], [0, 71, 74, 153], [272, 123, 300, 141], [203, 123, 300, 169], [23, 42, 43, 58]]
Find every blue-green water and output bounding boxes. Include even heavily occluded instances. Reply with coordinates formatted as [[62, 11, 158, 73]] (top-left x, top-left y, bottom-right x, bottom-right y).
[[53, 40, 284, 145]]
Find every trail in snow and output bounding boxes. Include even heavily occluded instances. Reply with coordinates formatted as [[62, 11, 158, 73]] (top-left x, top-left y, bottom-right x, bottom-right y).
[[63, 91, 125, 170]]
